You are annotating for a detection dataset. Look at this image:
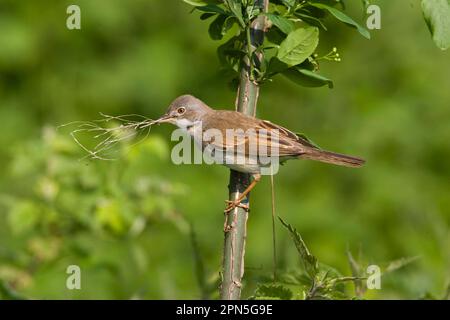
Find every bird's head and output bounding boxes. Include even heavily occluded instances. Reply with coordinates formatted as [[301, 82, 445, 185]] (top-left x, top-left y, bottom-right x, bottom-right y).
[[155, 95, 212, 128]]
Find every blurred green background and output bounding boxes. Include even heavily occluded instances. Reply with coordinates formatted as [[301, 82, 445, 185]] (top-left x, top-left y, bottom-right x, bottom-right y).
[[0, 0, 449, 299]]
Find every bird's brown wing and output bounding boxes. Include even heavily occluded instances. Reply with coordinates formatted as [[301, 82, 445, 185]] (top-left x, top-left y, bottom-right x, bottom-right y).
[[201, 111, 316, 157], [258, 119, 319, 153]]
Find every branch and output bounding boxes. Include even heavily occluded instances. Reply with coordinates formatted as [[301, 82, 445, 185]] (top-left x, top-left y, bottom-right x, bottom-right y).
[[220, 0, 269, 300]]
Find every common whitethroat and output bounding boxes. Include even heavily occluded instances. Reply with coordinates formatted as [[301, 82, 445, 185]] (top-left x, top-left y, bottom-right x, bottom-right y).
[[155, 95, 365, 212]]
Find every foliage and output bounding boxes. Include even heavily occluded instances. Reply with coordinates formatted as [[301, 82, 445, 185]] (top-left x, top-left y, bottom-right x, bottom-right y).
[[421, 0, 450, 50], [183, 0, 370, 88], [0, 127, 189, 299], [4, 126, 186, 237], [250, 218, 422, 300]]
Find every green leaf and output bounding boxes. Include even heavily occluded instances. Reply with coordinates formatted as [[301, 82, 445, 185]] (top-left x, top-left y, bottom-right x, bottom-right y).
[[309, 3, 370, 39], [209, 15, 226, 40], [267, 57, 290, 75], [279, 217, 319, 279], [277, 27, 319, 66], [266, 13, 295, 34], [421, 0, 450, 50], [224, 0, 245, 27], [183, 0, 207, 6], [251, 284, 293, 300], [223, 17, 237, 35], [183, 0, 221, 6], [266, 27, 287, 45], [200, 12, 216, 20], [270, 0, 296, 6], [283, 67, 334, 88], [246, 4, 262, 21], [295, 12, 328, 30], [284, 0, 296, 7], [195, 4, 227, 15], [277, 270, 313, 287], [217, 36, 245, 72], [209, 15, 236, 40]]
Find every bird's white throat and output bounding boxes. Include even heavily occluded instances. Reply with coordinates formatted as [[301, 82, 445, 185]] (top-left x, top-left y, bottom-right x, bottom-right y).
[[175, 118, 202, 135]]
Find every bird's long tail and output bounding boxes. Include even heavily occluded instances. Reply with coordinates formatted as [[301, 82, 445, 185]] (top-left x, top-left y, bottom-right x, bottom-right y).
[[300, 149, 365, 168]]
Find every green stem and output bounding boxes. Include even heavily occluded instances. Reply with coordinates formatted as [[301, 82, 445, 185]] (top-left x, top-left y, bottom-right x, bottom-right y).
[[220, 0, 269, 300], [246, 26, 254, 81]]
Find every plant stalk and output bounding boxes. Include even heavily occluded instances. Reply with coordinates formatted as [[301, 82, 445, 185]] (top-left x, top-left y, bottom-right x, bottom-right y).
[[220, 0, 269, 300]]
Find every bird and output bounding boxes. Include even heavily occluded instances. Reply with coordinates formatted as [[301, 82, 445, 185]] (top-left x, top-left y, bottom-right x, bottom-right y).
[[154, 94, 365, 212]]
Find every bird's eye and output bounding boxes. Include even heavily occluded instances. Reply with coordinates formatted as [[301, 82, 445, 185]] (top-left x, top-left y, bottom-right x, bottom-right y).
[[177, 107, 186, 115]]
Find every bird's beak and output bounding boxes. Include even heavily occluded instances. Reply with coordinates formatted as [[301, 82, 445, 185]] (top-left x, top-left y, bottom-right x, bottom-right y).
[[154, 113, 174, 125]]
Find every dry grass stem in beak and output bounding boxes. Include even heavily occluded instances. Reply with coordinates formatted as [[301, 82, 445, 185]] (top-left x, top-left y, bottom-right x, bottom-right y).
[[58, 113, 157, 161], [152, 114, 174, 125]]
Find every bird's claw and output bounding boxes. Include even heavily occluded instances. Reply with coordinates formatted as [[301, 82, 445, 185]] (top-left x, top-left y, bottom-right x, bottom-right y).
[[224, 200, 249, 213]]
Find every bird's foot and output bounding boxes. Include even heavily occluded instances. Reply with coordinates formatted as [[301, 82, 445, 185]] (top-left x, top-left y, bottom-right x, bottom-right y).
[[224, 200, 249, 213]]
